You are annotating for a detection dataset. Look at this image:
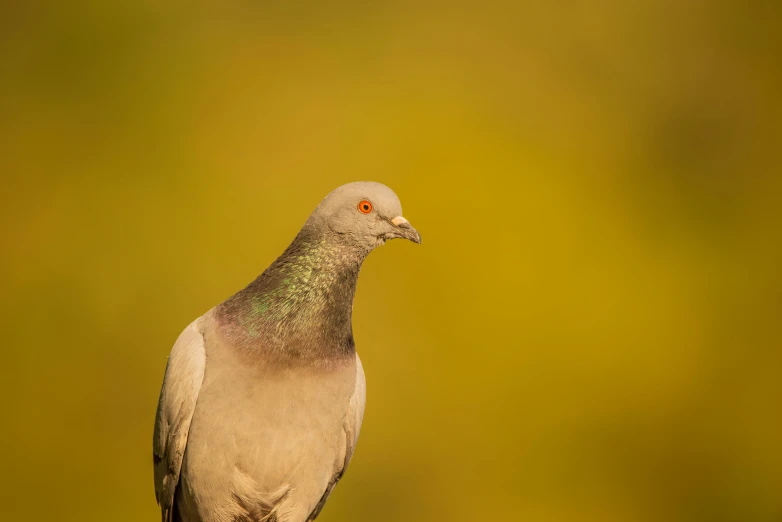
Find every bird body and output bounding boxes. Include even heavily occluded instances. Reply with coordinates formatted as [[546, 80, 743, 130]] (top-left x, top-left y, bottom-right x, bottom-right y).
[[153, 182, 419, 522]]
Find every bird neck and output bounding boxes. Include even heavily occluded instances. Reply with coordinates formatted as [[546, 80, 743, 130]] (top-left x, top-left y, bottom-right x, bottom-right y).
[[217, 231, 367, 363]]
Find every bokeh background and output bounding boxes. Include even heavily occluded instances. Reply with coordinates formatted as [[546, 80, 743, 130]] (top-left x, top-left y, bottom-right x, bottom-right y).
[[2, 2, 781, 521]]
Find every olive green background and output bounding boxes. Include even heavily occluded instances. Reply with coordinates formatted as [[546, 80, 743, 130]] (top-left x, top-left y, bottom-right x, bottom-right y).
[[2, 2, 781, 521]]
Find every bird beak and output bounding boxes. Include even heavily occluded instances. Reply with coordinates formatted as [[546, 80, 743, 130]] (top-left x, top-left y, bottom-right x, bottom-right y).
[[389, 216, 422, 244]]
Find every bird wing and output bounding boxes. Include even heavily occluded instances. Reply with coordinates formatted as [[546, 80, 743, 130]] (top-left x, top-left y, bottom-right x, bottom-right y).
[[153, 317, 206, 522], [307, 352, 367, 521], [343, 353, 367, 468]]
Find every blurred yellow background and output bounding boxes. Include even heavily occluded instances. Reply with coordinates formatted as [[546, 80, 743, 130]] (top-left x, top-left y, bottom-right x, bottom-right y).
[[2, 2, 781, 521]]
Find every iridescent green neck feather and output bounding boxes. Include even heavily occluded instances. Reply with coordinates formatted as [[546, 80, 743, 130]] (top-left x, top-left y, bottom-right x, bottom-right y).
[[216, 228, 368, 364]]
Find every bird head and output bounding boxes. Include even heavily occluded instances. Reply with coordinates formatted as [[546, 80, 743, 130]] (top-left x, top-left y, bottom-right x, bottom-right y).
[[306, 181, 422, 250]]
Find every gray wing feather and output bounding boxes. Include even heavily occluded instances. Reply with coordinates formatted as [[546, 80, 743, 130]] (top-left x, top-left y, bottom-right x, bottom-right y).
[[153, 317, 206, 522], [307, 353, 367, 521], [344, 354, 367, 465]]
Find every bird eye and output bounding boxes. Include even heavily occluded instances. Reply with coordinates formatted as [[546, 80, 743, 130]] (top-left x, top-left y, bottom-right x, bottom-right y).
[[357, 200, 373, 214]]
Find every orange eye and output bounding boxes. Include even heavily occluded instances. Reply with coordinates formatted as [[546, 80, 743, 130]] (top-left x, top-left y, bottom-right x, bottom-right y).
[[357, 200, 373, 214]]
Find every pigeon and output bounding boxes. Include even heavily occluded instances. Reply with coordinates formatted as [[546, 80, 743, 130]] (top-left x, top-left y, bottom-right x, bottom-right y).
[[153, 181, 421, 522]]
